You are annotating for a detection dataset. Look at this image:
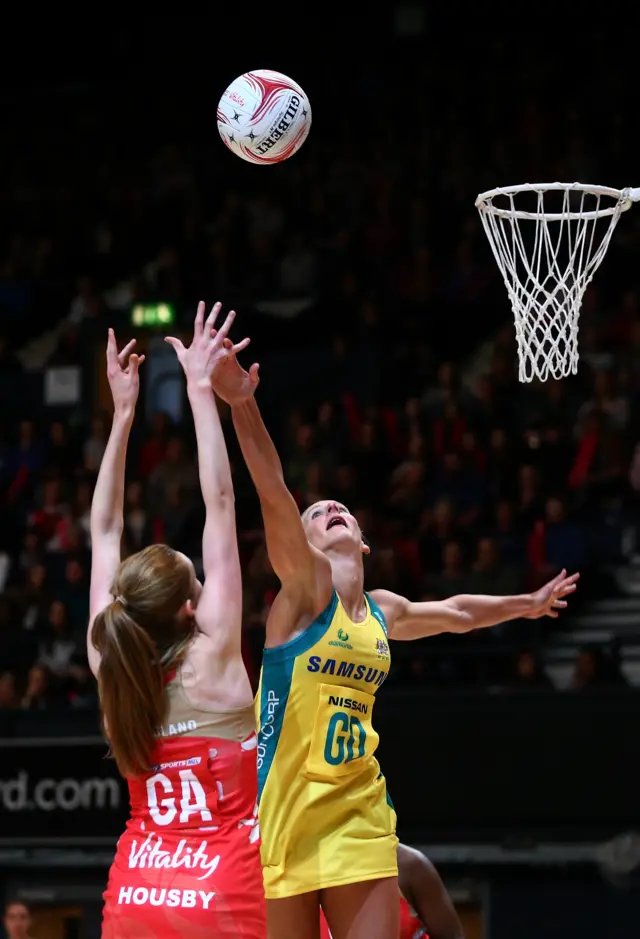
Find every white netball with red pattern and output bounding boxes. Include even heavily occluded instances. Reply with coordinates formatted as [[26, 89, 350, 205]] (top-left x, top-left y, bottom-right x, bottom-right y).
[[217, 70, 311, 164]]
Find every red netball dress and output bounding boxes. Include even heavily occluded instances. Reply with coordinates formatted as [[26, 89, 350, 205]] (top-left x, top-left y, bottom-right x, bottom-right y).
[[101, 673, 266, 938], [319, 894, 427, 938]]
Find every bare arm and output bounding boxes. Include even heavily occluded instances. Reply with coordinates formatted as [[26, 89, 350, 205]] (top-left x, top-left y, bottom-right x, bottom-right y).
[[188, 383, 241, 650], [371, 570, 579, 641], [231, 397, 332, 607], [87, 332, 143, 676], [398, 845, 464, 939], [166, 303, 245, 652]]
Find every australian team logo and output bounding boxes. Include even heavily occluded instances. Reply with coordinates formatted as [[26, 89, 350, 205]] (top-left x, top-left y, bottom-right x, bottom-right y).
[[375, 638, 389, 658]]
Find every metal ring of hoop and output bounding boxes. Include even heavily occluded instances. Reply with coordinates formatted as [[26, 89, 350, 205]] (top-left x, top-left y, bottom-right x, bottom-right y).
[[475, 182, 635, 222]]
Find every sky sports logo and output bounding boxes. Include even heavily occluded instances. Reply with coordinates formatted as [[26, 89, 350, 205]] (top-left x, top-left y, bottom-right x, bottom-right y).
[[0, 771, 120, 812]]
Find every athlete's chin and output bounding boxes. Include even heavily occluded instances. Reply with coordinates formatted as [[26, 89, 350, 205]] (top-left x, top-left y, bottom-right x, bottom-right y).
[[320, 530, 359, 553]]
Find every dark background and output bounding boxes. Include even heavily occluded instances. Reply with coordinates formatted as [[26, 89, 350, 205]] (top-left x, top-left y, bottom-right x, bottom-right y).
[[1, 11, 640, 939]]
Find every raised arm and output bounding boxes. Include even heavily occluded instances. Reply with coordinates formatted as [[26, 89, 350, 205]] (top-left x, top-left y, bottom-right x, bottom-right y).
[[211, 347, 332, 617], [166, 302, 247, 653], [371, 569, 580, 641], [88, 330, 144, 676]]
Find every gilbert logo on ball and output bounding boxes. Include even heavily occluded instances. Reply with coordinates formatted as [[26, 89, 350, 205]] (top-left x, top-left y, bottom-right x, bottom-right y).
[[217, 70, 311, 165]]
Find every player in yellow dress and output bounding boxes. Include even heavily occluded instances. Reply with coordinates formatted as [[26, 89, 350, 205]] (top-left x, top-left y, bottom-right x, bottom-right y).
[[211, 328, 579, 939]]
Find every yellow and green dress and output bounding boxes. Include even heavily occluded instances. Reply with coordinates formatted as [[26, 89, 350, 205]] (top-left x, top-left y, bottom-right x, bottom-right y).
[[256, 589, 398, 898]]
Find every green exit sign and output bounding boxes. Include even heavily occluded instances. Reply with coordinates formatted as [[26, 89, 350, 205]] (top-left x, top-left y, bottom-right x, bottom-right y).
[[131, 303, 176, 327]]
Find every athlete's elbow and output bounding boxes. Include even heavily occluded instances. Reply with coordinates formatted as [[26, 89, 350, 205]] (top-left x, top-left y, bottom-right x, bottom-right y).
[[270, 554, 311, 586], [207, 486, 235, 508], [203, 491, 236, 529], [91, 516, 124, 540], [443, 603, 475, 633]]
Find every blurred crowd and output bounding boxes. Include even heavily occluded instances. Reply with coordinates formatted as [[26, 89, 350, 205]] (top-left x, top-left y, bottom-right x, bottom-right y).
[[1, 31, 639, 710]]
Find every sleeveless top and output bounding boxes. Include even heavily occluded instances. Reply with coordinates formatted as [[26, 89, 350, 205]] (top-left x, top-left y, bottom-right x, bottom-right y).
[[256, 589, 398, 897], [102, 670, 265, 938]]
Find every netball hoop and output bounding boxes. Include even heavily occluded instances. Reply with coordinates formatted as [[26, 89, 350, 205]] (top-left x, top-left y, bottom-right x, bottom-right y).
[[475, 182, 640, 383]]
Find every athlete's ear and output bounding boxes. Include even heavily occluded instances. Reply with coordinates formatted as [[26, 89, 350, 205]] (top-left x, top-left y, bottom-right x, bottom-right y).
[[361, 540, 371, 556], [181, 599, 197, 621]]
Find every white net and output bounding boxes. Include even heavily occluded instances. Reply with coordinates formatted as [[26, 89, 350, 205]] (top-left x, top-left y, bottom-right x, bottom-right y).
[[475, 183, 640, 382]]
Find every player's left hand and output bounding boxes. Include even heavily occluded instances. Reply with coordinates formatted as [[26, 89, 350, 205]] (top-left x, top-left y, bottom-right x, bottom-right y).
[[523, 569, 580, 619], [165, 301, 250, 389]]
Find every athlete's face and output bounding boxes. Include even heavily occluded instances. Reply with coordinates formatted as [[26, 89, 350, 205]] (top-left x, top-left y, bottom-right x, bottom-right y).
[[303, 501, 369, 556]]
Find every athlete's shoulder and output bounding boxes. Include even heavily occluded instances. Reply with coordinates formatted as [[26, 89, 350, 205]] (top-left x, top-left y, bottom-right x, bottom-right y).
[[265, 540, 334, 641], [366, 590, 391, 634], [263, 589, 339, 661]]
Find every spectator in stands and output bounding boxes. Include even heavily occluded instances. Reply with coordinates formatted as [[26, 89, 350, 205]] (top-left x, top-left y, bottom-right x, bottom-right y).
[[10, 421, 43, 481], [484, 427, 517, 502], [15, 529, 43, 581], [491, 500, 527, 568], [69, 481, 92, 546], [571, 646, 628, 691], [508, 650, 554, 690], [148, 434, 199, 515], [28, 478, 67, 547], [427, 541, 472, 599], [36, 599, 78, 684], [20, 664, 57, 710], [58, 554, 89, 636], [13, 561, 49, 630], [539, 423, 575, 493], [3, 899, 35, 939], [82, 414, 109, 473], [576, 368, 630, 435], [138, 412, 171, 479], [0, 597, 38, 680], [569, 411, 624, 504], [467, 537, 522, 596], [45, 421, 77, 477], [0, 670, 17, 708], [419, 498, 461, 573], [431, 451, 487, 528], [122, 479, 152, 554], [286, 423, 318, 496], [516, 465, 544, 531], [538, 497, 586, 578]]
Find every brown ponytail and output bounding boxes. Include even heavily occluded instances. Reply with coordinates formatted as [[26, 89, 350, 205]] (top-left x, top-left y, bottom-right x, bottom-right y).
[[91, 544, 196, 778]]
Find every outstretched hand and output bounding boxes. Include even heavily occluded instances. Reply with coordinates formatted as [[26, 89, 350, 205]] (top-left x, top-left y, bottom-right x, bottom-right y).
[[523, 569, 580, 619], [210, 329, 260, 406], [165, 301, 250, 389], [106, 329, 144, 415]]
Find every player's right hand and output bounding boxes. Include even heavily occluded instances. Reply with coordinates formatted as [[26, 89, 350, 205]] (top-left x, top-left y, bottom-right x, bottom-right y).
[[165, 301, 249, 390], [106, 329, 144, 415], [210, 324, 260, 406]]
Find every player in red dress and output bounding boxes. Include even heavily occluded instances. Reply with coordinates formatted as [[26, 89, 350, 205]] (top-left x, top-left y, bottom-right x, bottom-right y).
[[88, 304, 265, 939], [319, 843, 464, 939]]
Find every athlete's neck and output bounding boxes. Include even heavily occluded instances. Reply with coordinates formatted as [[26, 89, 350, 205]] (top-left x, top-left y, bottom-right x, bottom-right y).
[[327, 553, 366, 622]]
